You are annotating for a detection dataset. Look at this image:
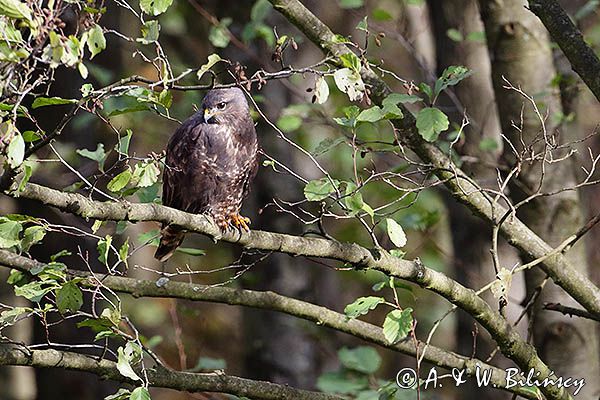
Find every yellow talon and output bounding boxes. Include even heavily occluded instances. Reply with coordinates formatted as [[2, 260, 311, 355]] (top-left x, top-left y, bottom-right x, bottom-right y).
[[229, 214, 251, 232]]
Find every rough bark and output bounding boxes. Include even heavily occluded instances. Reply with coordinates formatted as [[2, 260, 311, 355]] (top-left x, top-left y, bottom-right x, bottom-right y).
[[478, 1, 600, 398], [0, 249, 544, 398], [527, 0, 600, 103], [3, 181, 575, 400], [0, 346, 340, 400]]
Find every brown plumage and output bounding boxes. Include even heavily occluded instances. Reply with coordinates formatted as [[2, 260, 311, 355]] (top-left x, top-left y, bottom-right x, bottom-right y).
[[154, 88, 258, 262]]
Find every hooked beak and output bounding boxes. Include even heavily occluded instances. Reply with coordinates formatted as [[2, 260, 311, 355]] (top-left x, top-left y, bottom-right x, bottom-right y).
[[204, 108, 216, 123]]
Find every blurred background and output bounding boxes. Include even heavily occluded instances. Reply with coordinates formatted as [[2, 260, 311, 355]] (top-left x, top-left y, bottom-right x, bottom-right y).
[[1, 0, 600, 399]]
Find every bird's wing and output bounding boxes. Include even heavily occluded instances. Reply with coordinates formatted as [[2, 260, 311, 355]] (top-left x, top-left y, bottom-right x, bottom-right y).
[[162, 121, 205, 211]]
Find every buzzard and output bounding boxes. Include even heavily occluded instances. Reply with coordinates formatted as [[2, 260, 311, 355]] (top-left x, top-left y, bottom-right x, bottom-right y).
[[154, 87, 259, 262]]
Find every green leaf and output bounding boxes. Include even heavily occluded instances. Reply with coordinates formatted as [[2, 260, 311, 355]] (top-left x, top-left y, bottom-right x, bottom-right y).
[[190, 356, 226, 372], [78, 62, 89, 79], [137, 229, 160, 246], [6, 132, 24, 168], [140, 0, 172, 15], [209, 17, 232, 48], [56, 281, 83, 314], [339, 0, 363, 9], [372, 8, 392, 21], [314, 76, 329, 104], [117, 130, 133, 154], [197, 53, 223, 80], [77, 143, 107, 171], [87, 24, 106, 59], [97, 235, 112, 266], [466, 31, 486, 43], [333, 106, 361, 128], [389, 249, 406, 259], [250, 0, 272, 21], [61, 35, 81, 67], [344, 182, 364, 215], [304, 178, 338, 201], [21, 225, 45, 252], [17, 163, 32, 192], [117, 346, 142, 381], [383, 308, 413, 344], [344, 296, 384, 318], [41, 31, 62, 68], [105, 388, 131, 400], [356, 16, 368, 32], [51, 250, 70, 261], [446, 28, 463, 42], [175, 247, 206, 256], [0, 220, 22, 248], [385, 218, 406, 247], [7, 269, 25, 285], [356, 390, 380, 400], [276, 114, 302, 132], [312, 137, 345, 157], [383, 93, 422, 104], [338, 346, 381, 374], [433, 65, 473, 98], [373, 277, 412, 292], [132, 162, 160, 187], [136, 182, 160, 203], [22, 130, 42, 142], [416, 107, 449, 142], [479, 137, 499, 152], [32, 96, 78, 109], [385, 218, 407, 248], [107, 169, 132, 192], [119, 239, 130, 267], [77, 307, 121, 333], [333, 68, 365, 101], [137, 20, 160, 44], [14, 281, 54, 302], [357, 106, 385, 123], [0, 307, 29, 325], [108, 104, 151, 116], [317, 371, 368, 394], [129, 387, 151, 400], [0, 0, 32, 21], [418, 82, 432, 101], [0, 19, 23, 42], [91, 220, 103, 234], [339, 53, 361, 73]]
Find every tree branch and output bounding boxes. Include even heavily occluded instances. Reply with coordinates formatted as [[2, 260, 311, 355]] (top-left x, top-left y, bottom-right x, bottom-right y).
[[0, 249, 539, 399], [527, 0, 600, 103], [543, 302, 600, 322], [0, 345, 340, 400], [267, 0, 600, 318], [4, 182, 574, 400]]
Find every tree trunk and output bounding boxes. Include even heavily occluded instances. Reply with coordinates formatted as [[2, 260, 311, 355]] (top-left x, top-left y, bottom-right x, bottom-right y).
[[428, 2, 522, 399], [479, 1, 600, 398]]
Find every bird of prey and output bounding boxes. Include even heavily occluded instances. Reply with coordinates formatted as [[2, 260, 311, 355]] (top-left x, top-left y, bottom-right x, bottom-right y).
[[154, 87, 258, 262]]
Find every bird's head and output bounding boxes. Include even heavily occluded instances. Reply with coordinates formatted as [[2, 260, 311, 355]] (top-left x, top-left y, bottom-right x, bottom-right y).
[[201, 87, 249, 124]]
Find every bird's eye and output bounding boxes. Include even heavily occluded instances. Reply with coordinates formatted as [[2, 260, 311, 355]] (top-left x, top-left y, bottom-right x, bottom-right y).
[[217, 102, 227, 110]]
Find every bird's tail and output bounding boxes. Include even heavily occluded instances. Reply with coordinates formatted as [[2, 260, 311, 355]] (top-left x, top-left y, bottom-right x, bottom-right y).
[[154, 225, 185, 262]]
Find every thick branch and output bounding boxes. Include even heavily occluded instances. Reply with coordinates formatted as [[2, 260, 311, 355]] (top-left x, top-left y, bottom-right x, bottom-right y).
[[527, 0, 600, 103], [4, 182, 573, 400], [0, 250, 538, 399], [267, 0, 600, 319], [0, 345, 340, 400]]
